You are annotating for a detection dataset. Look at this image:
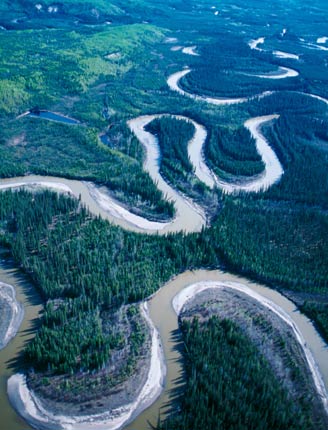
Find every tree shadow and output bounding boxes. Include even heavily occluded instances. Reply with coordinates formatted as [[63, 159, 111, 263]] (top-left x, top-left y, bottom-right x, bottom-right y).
[[162, 328, 186, 417]]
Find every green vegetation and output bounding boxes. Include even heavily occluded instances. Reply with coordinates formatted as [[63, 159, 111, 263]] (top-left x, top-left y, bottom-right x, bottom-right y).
[[25, 297, 113, 374], [0, 0, 327, 422], [0, 118, 174, 219], [0, 23, 177, 219], [144, 116, 217, 205], [211, 195, 328, 293], [0, 23, 164, 119], [205, 125, 265, 179], [0, 190, 198, 305], [261, 107, 328, 209], [0, 0, 123, 29], [27, 302, 148, 403], [179, 34, 303, 99], [159, 316, 319, 430], [0, 188, 204, 379], [0, 188, 327, 379], [146, 116, 194, 180]]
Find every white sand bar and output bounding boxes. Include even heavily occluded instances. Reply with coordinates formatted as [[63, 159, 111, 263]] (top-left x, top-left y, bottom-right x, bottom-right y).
[[0, 177, 171, 233], [0, 180, 73, 194], [182, 46, 199, 56], [248, 37, 265, 51], [306, 93, 328, 105], [172, 114, 283, 193], [172, 281, 328, 415], [167, 69, 248, 105], [85, 182, 171, 231], [316, 45, 328, 51], [254, 66, 299, 79], [0, 172, 202, 235], [0, 114, 286, 232], [273, 50, 299, 60], [295, 92, 328, 106], [7, 302, 165, 430], [170, 46, 182, 51], [184, 118, 215, 188], [164, 37, 178, 43], [305, 42, 328, 52], [0, 282, 24, 350]]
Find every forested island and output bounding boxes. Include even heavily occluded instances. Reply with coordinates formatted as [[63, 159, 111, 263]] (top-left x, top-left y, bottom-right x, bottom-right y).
[[0, 0, 328, 429]]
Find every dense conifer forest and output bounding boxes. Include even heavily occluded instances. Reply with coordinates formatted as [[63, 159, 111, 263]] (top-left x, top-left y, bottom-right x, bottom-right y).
[[158, 317, 325, 430], [205, 125, 265, 178], [145, 116, 194, 182], [0, 188, 327, 375], [0, 118, 174, 220], [0, 0, 328, 427]]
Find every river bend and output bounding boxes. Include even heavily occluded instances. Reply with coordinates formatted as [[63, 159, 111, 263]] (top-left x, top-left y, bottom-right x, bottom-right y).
[[1, 31, 328, 430]]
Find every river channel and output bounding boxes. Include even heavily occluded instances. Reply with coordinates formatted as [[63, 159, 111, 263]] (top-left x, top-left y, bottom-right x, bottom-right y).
[[1, 39, 328, 429], [1, 116, 328, 429], [126, 270, 328, 429], [2, 262, 328, 430], [0, 249, 42, 430]]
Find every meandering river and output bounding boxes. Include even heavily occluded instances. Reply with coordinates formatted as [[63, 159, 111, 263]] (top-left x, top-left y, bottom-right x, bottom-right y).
[[1, 35, 328, 430], [2, 265, 328, 430]]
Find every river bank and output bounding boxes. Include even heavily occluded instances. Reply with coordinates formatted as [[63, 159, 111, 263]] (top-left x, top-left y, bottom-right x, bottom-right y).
[[129, 113, 215, 189], [124, 270, 328, 430], [1, 20, 327, 430], [0, 175, 204, 235], [182, 46, 199, 56], [177, 285, 328, 424], [2, 268, 328, 430], [0, 281, 24, 351], [128, 113, 285, 195], [172, 279, 328, 416], [127, 115, 206, 233], [85, 182, 171, 231], [7, 302, 165, 430], [0, 249, 42, 430], [0, 111, 286, 233], [250, 66, 299, 79]]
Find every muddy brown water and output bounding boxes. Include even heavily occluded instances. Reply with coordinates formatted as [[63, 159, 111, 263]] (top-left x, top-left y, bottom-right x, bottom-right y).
[[1, 177, 328, 429], [1, 264, 328, 429], [4, 76, 328, 429], [125, 270, 328, 430], [0, 251, 42, 430], [0, 174, 205, 235]]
